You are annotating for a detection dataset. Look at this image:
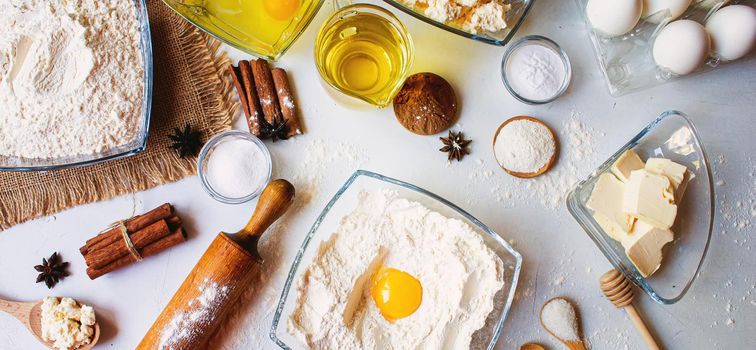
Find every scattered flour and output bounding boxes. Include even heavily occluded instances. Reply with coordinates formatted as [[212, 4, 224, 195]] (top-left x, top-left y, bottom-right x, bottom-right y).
[[0, 0, 144, 158], [159, 279, 230, 350], [467, 111, 600, 209]]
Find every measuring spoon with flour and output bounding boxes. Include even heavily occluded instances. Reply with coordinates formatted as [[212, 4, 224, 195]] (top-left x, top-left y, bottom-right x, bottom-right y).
[[539, 297, 586, 350]]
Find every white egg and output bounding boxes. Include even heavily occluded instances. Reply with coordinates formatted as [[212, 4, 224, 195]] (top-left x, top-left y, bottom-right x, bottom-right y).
[[643, 0, 692, 22], [653, 20, 710, 75], [706, 5, 756, 61], [586, 0, 643, 37]]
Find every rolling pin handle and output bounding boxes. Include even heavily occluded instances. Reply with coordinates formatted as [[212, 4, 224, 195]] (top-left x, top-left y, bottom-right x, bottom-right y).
[[234, 179, 295, 252]]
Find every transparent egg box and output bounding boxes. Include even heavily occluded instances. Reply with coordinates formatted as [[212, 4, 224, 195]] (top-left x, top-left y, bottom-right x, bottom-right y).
[[572, 0, 756, 96]]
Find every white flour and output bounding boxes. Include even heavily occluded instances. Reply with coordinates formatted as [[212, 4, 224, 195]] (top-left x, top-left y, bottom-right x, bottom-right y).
[[159, 279, 230, 350], [494, 119, 556, 173], [541, 298, 580, 341], [0, 0, 144, 159], [288, 189, 505, 349]]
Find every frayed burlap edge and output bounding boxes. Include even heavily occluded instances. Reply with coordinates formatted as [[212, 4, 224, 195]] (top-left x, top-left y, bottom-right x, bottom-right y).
[[0, 18, 239, 231]]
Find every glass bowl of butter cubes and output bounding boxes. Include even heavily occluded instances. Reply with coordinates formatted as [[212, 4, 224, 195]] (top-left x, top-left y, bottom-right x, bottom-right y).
[[567, 110, 714, 305]]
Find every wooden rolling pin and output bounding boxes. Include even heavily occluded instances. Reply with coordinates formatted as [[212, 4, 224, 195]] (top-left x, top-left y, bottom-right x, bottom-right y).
[[137, 180, 295, 349], [600, 269, 661, 350]]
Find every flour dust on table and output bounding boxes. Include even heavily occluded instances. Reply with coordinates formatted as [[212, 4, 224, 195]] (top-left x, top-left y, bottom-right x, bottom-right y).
[[0, 0, 144, 159]]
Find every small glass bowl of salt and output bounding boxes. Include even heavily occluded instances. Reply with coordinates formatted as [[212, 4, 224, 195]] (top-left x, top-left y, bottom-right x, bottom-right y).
[[197, 130, 272, 204], [501, 35, 572, 105]]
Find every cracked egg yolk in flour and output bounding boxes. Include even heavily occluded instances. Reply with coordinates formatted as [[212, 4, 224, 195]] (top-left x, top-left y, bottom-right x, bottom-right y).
[[370, 266, 423, 321]]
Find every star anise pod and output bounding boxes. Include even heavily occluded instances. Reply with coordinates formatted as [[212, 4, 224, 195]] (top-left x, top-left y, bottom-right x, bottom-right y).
[[259, 118, 290, 142], [34, 252, 69, 289], [168, 123, 203, 158], [439, 131, 471, 161]]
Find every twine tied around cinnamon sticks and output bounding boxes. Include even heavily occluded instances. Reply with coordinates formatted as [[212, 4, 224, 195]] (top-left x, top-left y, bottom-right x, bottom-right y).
[[111, 220, 143, 262], [79, 204, 187, 280]]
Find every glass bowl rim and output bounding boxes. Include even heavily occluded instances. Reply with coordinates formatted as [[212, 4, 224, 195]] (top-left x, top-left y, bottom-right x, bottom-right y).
[[0, 0, 153, 172], [566, 110, 715, 305], [269, 169, 523, 349], [314, 3, 415, 108], [500, 35, 573, 105], [196, 130, 272, 204], [382, 0, 537, 46]]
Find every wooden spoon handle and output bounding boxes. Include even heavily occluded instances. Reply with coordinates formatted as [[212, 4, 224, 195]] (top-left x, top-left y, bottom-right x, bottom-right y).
[[236, 179, 295, 247], [566, 340, 587, 350], [624, 304, 661, 350], [0, 298, 35, 326]]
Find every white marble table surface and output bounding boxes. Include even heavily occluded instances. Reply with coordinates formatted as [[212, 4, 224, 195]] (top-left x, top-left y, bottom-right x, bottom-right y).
[[1, 0, 754, 349]]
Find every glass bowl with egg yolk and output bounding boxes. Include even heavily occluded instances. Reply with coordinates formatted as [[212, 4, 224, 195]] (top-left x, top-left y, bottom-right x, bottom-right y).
[[271, 170, 522, 349], [160, 0, 325, 60]]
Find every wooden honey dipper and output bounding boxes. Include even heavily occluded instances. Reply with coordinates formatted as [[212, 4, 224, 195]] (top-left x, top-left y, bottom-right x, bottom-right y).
[[600, 269, 661, 350]]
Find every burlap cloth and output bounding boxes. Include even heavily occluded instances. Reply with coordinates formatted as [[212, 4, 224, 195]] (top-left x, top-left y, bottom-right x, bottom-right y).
[[0, 0, 238, 231]]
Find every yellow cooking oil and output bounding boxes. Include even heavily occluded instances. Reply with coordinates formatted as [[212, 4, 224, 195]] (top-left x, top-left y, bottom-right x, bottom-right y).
[[163, 0, 318, 60], [315, 5, 413, 107]]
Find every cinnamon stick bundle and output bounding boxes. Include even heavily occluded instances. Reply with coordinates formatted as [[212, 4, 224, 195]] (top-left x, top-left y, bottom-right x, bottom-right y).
[[79, 203, 187, 280], [229, 60, 304, 139]]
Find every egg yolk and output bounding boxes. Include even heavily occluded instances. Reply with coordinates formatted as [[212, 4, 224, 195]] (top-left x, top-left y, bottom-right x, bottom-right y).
[[263, 0, 301, 21], [370, 267, 422, 321]]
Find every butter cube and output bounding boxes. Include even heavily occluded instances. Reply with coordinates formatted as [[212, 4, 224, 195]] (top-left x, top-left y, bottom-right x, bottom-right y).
[[588, 173, 635, 240], [611, 150, 645, 183], [622, 170, 677, 229], [593, 212, 631, 242], [621, 220, 674, 277], [645, 158, 688, 199]]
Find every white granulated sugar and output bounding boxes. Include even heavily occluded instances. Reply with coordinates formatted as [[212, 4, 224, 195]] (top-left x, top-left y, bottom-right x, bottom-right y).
[[541, 298, 580, 341], [288, 189, 505, 349], [207, 138, 269, 198], [0, 0, 144, 159], [505, 44, 566, 101], [494, 119, 556, 173], [159, 279, 230, 350]]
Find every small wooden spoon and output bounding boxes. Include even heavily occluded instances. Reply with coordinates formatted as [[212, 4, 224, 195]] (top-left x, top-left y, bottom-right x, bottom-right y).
[[493, 116, 559, 178], [539, 297, 586, 350], [600, 269, 661, 350], [520, 342, 546, 350], [0, 298, 100, 350]]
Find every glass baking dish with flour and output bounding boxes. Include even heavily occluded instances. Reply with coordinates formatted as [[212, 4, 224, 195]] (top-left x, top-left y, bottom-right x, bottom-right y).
[[0, 0, 153, 172], [573, 0, 756, 96], [271, 170, 522, 349], [567, 111, 714, 305]]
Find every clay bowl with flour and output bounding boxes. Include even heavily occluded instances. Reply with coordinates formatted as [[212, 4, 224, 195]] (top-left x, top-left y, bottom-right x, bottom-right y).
[[493, 116, 559, 178]]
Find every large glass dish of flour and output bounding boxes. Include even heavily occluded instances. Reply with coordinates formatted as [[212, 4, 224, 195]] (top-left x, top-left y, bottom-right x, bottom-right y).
[[271, 170, 522, 350], [0, 0, 152, 171]]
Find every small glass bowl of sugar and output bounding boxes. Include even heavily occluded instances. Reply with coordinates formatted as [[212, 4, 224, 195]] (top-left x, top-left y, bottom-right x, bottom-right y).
[[197, 130, 272, 204], [501, 35, 572, 105]]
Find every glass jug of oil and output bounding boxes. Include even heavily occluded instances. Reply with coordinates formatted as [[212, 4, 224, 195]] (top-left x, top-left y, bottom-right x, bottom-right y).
[[161, 0, 325, 60], [314, 1, 414, 108]]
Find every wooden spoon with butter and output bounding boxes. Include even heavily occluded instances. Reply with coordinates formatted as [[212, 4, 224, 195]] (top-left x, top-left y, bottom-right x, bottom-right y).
[[0, 298, 100, 350], [493, 116, 558, 178]]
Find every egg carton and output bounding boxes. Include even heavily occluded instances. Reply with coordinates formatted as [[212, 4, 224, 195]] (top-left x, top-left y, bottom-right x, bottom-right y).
[[573, 0, 755, 96]]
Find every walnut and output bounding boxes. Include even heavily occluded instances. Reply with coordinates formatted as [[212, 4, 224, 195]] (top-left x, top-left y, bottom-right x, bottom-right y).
[[393, 73, 458, 135]]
